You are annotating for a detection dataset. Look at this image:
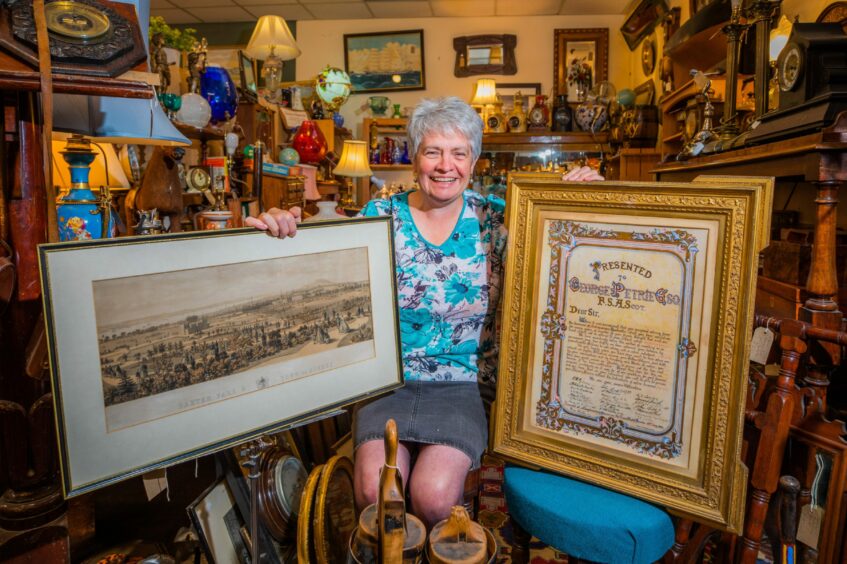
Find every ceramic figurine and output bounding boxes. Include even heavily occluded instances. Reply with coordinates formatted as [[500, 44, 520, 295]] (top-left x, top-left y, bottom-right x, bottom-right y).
[[507, 92, 527, 133], [151, 33, 171, 94]]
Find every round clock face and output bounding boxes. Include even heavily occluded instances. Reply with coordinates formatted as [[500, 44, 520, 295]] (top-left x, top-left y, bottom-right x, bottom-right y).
[[779, 43, 803, 92], [528, 107, 546, 126], [187, 168, 211, 191], [273, 455, 307, 517], [45, 1, 111, 43]]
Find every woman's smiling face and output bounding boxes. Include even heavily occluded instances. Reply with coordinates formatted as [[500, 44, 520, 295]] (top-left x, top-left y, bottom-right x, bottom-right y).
[[413, 131, 476, 207]]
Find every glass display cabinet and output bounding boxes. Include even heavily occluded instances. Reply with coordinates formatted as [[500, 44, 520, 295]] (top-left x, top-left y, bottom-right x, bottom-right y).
[[475, 131, 611, 198]]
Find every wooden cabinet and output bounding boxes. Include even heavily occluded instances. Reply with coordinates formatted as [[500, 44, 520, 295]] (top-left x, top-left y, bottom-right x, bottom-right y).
[[605, 148, 662, 181], [243, 172, 305, 212], [237, 101, 276, 155]]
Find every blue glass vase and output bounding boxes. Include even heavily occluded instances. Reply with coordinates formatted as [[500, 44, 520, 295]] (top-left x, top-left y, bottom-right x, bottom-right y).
[[200, 66, 238, 123]]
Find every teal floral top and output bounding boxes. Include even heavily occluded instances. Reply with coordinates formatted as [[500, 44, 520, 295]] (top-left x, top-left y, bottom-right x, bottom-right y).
[[360, 190, 507, 401]]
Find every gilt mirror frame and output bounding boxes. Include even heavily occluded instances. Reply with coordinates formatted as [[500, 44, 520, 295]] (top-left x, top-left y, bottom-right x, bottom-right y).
[[453, 34, 517, 77], [554, 28, 609, 99]]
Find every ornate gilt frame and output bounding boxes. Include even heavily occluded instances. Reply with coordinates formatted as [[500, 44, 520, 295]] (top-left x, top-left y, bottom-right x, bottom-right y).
[[492, 174, 773, 532]]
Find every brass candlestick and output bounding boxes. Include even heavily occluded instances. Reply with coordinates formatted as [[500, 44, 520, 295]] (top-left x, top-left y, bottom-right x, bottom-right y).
[[720, 5, 746, 141], [749, 0, 781, 120]]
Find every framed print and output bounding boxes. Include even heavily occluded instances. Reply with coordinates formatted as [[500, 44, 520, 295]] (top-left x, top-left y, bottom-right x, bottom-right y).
[[620, 0, 669, 51], [492, 174, 773, 532], [344, 30, 425, 93], [188, 479, 249, 564], [554, 29, 609, 101], [206, 47, 242, 87], [239, 50, 258, 102], [40, 218, 402, 497]]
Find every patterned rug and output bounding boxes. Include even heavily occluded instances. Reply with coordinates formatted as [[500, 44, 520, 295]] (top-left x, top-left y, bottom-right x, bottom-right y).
[[476, 454, 570, 563]]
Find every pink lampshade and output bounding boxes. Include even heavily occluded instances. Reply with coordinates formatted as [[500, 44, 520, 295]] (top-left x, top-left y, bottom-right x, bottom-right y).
[[300, 164, 320, 200]]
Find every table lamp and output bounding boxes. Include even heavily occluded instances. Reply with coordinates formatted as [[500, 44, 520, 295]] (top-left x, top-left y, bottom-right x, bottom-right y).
[[471, 78, 498, 133], [333, 141, 373, 209], [246, 16, 301, 99]]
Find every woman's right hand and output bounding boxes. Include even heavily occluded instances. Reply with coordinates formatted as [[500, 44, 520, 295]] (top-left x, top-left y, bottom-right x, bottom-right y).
[[244, 206, 302, 238]]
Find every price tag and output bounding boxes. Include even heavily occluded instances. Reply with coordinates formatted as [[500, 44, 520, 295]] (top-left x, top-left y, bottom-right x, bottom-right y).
[[749, 327, 774, 365], [796, 504, 824, 549]]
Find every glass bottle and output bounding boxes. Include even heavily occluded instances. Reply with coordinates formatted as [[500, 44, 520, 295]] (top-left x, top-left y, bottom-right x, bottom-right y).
[[552, 95, 574, 132]]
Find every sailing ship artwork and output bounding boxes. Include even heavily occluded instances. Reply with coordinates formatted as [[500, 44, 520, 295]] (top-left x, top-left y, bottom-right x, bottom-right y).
[[344, 30, 425, 93]]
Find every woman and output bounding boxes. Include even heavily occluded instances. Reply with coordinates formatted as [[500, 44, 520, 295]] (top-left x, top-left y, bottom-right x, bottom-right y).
[[247, 97, 603, 528]]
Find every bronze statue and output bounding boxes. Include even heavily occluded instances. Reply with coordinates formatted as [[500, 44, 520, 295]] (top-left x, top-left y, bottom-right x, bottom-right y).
[[187, 38, 208, 94], [151, 33, 172, 93]]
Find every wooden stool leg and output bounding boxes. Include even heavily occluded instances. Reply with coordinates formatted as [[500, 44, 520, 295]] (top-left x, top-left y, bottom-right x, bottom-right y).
[[510, 517, 531, 564]]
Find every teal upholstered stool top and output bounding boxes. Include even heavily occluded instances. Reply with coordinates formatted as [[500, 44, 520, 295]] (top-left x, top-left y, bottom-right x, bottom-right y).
[[504, 466, 675, 564]]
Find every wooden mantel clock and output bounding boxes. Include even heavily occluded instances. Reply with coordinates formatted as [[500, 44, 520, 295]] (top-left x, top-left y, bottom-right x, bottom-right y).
[[748, 22, 847, 144], [0, 0, 148, 77]]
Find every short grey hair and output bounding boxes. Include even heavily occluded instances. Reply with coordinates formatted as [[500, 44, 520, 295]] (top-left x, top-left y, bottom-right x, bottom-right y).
[[407, 97, 483, 162]]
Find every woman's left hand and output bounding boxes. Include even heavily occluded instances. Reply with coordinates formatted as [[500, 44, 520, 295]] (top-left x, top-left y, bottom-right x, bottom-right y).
[[563, 165, 604, 181]]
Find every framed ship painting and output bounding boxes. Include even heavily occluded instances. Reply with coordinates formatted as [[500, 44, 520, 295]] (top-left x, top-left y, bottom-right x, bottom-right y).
[[39, 217, 402, 497], [492, 173, 773, 532], [344, 30, 425, 93]]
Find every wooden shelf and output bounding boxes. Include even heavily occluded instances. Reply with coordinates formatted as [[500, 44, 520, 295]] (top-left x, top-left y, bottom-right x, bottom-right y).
[[173, 120, 227, 141], [370, 164, 413, 171], [663, 132, 684, 143], [0, 52, 153, 98]]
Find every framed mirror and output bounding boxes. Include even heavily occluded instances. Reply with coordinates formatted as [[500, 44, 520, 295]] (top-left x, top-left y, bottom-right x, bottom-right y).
[[554, 28, 609, 101], [454, 34, 517, 77]]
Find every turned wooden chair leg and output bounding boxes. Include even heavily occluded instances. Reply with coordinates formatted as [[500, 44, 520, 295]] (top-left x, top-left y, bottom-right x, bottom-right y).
[[510, 517, 531, 564]]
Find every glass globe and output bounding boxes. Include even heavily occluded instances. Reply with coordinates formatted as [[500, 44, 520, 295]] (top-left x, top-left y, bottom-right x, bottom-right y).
[[315, 66, 351, 113], [279, 147, 300, 166], [176, 93, 212, 128]]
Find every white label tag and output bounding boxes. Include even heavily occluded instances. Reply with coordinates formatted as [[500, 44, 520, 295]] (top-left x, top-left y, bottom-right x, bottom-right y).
[[143, 468, 169, 501], [749, 327, 774, 365], [796, 504, 824, 549]]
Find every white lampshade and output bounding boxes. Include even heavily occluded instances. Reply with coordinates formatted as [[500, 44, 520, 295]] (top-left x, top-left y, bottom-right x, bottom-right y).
[[769, 15, 793, 63], [54, 94, 191, 146], [333, 141, 373, 178], [471, 78, 498, 106], [246, 16, 301, 61]]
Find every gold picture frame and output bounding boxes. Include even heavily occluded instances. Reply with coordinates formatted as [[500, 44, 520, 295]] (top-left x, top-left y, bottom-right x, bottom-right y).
[[492, 173, 773, 532], [553, 28, 608, 101]]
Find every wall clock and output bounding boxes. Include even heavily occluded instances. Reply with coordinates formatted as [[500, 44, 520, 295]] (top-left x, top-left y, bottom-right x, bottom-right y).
[[0, 0, 148, 77], [256, 447, 308, 541], [641, 36, 656, 76]]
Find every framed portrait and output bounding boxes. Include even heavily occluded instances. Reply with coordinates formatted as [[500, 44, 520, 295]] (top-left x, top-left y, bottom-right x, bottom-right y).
[[40, 218, 403, 497], [554, 29, 609, 101], [188, 479, 249, 564], [344, 30, 425, 93], [492, 174, 773, 532], [496, 82, 542, 110], [620, 0, 669, 51], [206, 47, 242, 87], [238, 50, 258, 102]]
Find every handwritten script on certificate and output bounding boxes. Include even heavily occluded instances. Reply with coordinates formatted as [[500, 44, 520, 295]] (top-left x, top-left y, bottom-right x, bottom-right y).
[[533, 219, 707, 464]]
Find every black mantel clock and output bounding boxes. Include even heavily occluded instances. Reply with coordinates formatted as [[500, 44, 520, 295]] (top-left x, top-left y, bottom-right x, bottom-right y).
[[0, 0, 148, 77], [748, 22, 847, 144]]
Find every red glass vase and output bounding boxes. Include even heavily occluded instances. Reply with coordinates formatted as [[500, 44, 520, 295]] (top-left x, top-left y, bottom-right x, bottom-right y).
[[292, 120, 328, 164]]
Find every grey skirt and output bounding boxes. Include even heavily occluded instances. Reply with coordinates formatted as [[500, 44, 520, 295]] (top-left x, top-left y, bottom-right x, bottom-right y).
[[353, 380, 488, 470]]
